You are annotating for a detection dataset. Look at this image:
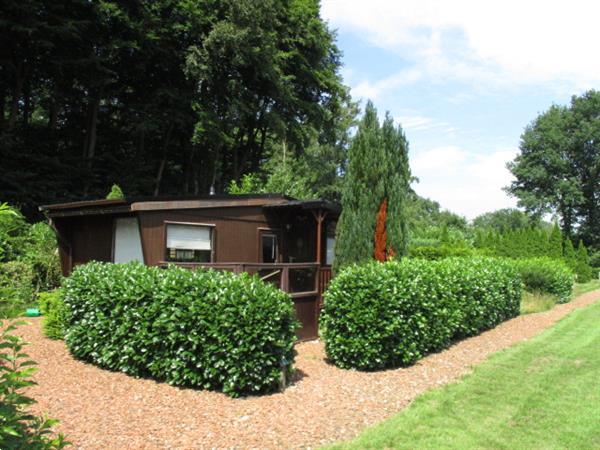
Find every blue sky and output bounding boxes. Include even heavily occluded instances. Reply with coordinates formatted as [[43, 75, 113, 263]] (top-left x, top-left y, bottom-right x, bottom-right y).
[[321, 0, 600, 219]]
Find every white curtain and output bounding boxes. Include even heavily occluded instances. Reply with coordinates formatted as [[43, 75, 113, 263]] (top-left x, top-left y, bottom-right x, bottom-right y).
[[114, 217, 144, 263], [326, 237, 335, 265], [166, 224, 211, 250]]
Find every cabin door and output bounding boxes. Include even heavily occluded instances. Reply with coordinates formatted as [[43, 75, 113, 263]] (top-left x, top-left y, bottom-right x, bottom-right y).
[[259, 230, 279, 263]]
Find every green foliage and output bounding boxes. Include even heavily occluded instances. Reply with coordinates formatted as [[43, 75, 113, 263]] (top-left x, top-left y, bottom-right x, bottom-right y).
[[0, 320, 68, 449], [321, 258, 522, 370], [408, 245, 473, 260], [514, 258, 573, 303], [63, 262, 298, 396], [334, 102, 411, 271], [38, 290, 66, 340], [575, 240, 593, 283], [472, 208, 539, 232], [0, 261, 34, 318], [507, 90, 600, 251], [105, 184, 124, 200]]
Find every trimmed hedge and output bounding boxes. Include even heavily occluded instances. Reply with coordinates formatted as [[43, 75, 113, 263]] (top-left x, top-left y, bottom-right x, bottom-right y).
[[515, 258, 573, 303], [62, 262, 298, 396], [38, 290, 66, 340], [321, 258, 522, 370]]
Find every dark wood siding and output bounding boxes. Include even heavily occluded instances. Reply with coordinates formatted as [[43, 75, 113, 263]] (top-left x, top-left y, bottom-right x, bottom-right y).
[[69, 216, 113, 268], [138, 206, 280, 265]]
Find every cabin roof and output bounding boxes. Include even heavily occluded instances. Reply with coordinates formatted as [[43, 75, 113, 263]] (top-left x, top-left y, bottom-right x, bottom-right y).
[[40, 193, 339, 218]]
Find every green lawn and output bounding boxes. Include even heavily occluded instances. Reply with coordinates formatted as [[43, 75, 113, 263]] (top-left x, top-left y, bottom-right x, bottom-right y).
[[572, 279, 600, 298], [327, 294, 600, 450]]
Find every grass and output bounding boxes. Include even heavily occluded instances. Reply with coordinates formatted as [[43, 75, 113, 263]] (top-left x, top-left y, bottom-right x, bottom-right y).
[[520, 291, 558, 315], [520, 279, 600, 315], [327, 294, 600, 450], [572, 279, 600, 298]]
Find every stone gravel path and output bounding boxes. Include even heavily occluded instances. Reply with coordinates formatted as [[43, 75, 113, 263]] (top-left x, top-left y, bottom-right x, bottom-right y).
[[15, 289, 600, 449]]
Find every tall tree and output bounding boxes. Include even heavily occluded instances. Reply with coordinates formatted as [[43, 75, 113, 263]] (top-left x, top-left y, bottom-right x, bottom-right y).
[[507, 90, 600, 250], [333, 102, 410, 272]]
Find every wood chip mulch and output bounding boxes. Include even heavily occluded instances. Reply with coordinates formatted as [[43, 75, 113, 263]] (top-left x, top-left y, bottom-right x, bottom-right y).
[[14, 289, 600, 449]]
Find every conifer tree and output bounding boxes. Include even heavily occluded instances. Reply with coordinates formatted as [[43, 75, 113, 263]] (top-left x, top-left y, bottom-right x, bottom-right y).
[[563, 237, 576, 269], [548, 223, 563, 258], [106, 184, 125, 200], [575, 240, 593, 282], [334, 102, 410, 271]]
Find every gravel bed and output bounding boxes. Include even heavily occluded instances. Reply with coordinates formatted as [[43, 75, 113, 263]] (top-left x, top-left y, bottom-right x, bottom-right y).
[[14, 289, 600, 449]]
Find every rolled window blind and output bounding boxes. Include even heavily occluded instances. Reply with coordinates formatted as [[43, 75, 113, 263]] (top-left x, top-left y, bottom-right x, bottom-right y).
[[166, 224, 211, 250]]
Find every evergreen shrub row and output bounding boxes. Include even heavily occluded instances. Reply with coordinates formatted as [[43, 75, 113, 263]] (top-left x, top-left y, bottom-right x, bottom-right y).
[[62, 262, 298, 396], [515, 258, 573, 303], [321, 258, 522, 370]]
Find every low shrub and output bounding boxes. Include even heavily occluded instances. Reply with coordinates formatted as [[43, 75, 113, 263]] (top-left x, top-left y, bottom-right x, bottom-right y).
[[515, 258, 573, 303], [63, 262, 298, 396], [408, 245, 472, 260], [321, 258, 521, 370], [0, 261, 34, 318], [0, 320, 68, 449], [39, 290, 66, 340]]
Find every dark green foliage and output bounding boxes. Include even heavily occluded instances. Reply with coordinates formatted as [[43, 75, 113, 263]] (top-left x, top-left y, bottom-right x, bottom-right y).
[[575, 240, 593, 283], [38, 290, 66, 340], [62, 262, 298, 396], [105, 184, 125, 200], [548, 223, 564, 259], [334, 103, 411, 271], [321, 258, 522, 370], [515, 258, 573, 303], [408, 245, 473, 260], [507, 90, 600, 251], [0, 320, 68, 449], [2, 0, 349, 216], [472, 208, 539, 232]]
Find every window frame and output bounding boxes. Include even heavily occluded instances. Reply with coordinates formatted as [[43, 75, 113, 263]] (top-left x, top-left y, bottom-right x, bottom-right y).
[[163, 221, 216, 263]]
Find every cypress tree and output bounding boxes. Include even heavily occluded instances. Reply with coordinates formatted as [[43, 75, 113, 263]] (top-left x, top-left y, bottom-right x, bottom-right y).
[[334, 102, 410, 272], [575, 240, 593, 282], [563, 237, 576, 269], [548, 223, 563, 259]]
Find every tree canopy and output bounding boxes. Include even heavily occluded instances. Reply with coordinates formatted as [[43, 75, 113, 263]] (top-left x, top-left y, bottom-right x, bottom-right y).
[[507, 90, 600, 250], [0, 0, 349, 218]]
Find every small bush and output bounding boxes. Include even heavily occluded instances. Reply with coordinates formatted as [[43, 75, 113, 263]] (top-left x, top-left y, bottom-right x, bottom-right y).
[[39, 290, 66, 340], [321, 258, 521, 370], [0, 261, 35, 318], [0, 320, 68, 449], [63, 262, 298, 396], [515, 258, 573, 303]]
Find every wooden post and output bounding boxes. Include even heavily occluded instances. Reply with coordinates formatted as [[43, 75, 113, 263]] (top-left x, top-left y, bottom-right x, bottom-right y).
[[312, 209, 327, 264]]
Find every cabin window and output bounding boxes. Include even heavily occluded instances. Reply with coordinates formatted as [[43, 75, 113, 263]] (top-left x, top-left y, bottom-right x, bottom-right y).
[[113, 217, 144, 263], [261, 232, 279, 263], [166, 224, 212, 263]]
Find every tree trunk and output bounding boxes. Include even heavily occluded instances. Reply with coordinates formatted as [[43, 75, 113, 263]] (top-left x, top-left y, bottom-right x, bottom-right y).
[[82, 96, 100, 196], [153, 123, 174, 196]]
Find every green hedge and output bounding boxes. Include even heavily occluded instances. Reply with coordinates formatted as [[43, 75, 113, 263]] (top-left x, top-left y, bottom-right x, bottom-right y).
[[39, 290, 66, 340], [515, 258, 573, 303], [408, 245, 473, 260], [0, 261, 34, 318], [63, 262, 298, 396], [321, 258, 521, 370]]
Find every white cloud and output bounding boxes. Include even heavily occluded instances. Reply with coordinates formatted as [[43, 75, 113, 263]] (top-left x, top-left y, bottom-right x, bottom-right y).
[[410, 146, 518, 219], [322, 0, 600, 90]]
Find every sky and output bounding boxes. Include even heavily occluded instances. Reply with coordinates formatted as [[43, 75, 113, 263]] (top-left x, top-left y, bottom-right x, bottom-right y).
[[320, 0, 600, 220]]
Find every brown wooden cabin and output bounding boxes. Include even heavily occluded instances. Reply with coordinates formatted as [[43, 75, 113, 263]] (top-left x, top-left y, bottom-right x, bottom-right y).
[[40, 194, 339, 340]]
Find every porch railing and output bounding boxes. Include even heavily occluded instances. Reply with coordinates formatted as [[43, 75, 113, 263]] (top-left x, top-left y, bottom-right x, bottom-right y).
[[159, 261, 322, 298]]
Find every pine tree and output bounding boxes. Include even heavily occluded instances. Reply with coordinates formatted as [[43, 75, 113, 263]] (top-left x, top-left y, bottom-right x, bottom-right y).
[[575, 240, 593, 282], [334, 102, 410, 272], [563, 237, 576, 270], [548, 223, 563, 259]]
